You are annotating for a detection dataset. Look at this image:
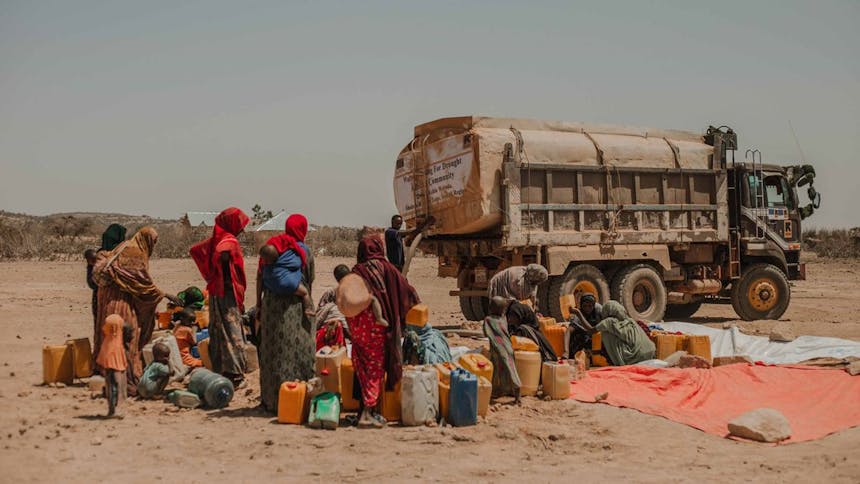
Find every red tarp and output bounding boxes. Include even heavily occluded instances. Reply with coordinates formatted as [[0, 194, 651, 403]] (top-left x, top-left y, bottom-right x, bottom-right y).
[[570, 364, 860, 443]]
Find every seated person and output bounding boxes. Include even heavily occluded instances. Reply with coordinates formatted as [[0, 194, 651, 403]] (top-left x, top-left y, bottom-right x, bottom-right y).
[[562, 293, 603, 358], [172, 308, 203, 368], [260, 244, 315, 318], [506, 301, 557, 362], [314, 303, 346, 351], [572, 300, 655, 366], [138, 343, 173, 399], [483, 296, 521, 401]]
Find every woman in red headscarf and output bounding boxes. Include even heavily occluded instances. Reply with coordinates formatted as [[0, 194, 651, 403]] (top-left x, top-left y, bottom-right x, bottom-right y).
[[256, 213, 316, 413], [348, 234, 419, 427], [190, 207, 250, 384]]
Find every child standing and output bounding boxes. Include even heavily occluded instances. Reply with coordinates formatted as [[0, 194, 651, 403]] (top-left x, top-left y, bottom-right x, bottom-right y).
[[138, 343, 173, 399], [96, 314, 128, 417], [172, 308, 203, 368]]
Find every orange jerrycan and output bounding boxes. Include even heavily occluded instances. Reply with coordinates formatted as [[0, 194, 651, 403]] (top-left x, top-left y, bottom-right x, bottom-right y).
[[278, 381, 307, 424], [380, 378, 402, 422], [540, 321, 565, 358], [198, 339, 212, 370], [434, 361, 461, 384], [65, 338, 93, 378], [477, 376, 491, 417], [514, 350, 541, 396], [340, 358, 361, 411], [684, 335, 712, 362], [43, 345, 73, 384], [406, 304, 429, 326], [541, 361, 572, 399], [458, 354, 493, 383], [559, 294, 577, 321], [195, 310, 209, 329], [511, 336, 539, 352], [438, 380, 451, 419], [157, 311, 172, 330]]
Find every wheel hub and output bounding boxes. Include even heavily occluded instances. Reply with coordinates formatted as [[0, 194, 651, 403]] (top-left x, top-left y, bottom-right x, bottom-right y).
[[748, 279, 778, 311], [632, 282, 655, 313]]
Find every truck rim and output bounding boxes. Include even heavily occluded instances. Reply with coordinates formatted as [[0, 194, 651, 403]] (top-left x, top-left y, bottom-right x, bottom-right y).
[[747, 278, 778, 312], [632, 280, 656, 314]]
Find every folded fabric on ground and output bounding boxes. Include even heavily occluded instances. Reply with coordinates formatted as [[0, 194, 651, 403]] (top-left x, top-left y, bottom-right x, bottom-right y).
[[570, 364, 860, 443], [657, 322, 860, 364]]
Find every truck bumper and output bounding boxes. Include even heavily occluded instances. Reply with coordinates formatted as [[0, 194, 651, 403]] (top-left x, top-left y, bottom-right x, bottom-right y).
[[788, 263, 806, 281]]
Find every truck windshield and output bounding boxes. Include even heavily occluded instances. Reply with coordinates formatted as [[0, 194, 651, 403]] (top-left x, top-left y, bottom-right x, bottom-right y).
[[764, 175, 794, 209]]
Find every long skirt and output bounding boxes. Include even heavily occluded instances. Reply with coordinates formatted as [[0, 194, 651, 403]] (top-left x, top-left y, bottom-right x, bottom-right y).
[[95, 284, 156, 396], [347, 308, 387, 408], [208, 293, 247, 377], [259, 292, 315, 413], [483, 315, 521, 398]]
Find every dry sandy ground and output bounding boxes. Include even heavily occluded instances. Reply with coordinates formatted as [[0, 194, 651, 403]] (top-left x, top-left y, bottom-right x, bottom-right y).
[[0, 255, 859, 483]]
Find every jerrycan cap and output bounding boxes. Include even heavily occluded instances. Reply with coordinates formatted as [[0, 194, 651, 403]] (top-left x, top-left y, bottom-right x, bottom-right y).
[[287, 382, 298, 389], [477, 361, 487, 368], [321, 368, 330, 376]]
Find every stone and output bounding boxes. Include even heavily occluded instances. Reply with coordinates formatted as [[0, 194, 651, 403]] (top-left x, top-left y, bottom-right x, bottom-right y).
[[594, 392, 608, 402], [727, 408, 791, 443], [713, 355, 754, 367], [769, 325, 795, 342], [678, 354, 711, 369], [847, 361, 860, 376], [663, 351, 688, 367]]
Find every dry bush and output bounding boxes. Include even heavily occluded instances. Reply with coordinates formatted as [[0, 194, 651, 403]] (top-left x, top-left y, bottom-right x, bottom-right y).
[[804, 228, 860, 258]]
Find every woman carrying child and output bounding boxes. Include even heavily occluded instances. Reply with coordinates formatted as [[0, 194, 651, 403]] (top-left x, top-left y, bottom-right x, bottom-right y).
[[348, 234, 419, 428], [256, 213, 316, 413], [190, 207, 250, 386]]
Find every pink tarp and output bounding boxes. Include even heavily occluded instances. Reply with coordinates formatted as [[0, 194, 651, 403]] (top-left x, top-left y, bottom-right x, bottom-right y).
[[570, 363, 860, 443]]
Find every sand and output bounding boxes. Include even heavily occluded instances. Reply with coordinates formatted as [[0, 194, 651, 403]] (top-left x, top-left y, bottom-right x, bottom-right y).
[[0, 255, 859, 483]]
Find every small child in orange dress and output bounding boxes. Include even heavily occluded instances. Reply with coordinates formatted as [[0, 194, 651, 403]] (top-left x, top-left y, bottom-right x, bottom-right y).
[[172, 308, 203, 368], [96, 314, 128, 418]]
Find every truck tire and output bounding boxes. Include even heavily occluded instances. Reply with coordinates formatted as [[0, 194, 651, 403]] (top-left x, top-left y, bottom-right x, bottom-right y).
[[459, 296, 478, 321], [730, 263, 790, 321], [665, 301, 703, 320], [546, 264, 610, 321], [470, 296, 489, 321], [611, 264, 667, 322]]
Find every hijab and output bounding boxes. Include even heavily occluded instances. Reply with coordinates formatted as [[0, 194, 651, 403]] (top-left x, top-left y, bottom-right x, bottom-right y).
[[190, 207, 249, 309], [100, 224, 127, 252], [93, 227, 161, 301], [262, 214, 308, 268]]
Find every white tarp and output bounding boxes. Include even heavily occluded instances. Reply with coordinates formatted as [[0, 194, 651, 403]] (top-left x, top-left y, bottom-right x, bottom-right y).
[[656, 322, 860, 365]]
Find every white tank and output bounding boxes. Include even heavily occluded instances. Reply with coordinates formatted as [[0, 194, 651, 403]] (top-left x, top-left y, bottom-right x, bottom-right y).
[[400, 365, 439, 426]]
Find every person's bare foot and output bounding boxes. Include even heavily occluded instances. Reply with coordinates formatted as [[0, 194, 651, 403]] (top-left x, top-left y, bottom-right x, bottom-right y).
[[357, 408, 375, 428]]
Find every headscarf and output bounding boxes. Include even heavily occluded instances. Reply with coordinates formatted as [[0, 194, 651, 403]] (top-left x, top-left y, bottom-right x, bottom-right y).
[[525, 264, 549, 284], [506, 301, 557, 361], [262, 214, 308, 268], [352, 235, 420, 389], [601, 300, 628, 321], [96, 314, 128, 371], [190, 207, 250, 310], [100, 224, 127, 252], [177, 286, 206, 310], [93, 227, 162, 301]]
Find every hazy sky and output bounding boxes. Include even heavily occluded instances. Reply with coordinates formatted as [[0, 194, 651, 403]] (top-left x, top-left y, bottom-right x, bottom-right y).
[[1, 1, 857, 227]]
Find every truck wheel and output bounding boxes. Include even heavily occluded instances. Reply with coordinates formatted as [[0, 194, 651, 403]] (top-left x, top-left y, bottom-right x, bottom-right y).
[[665, 301, 703, 320], [546, 264, 610, 321], [459, 296, 478, 321], [470, 296, 489, 321], [730, 264, 790, 321], [611, 264, 667, 322]]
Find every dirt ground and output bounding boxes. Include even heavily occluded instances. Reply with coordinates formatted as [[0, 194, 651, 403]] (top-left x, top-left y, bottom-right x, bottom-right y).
[[0, 255, 858, 483]]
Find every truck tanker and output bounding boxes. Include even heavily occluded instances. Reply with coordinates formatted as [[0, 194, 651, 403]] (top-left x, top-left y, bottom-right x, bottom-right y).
[[394, 116, 820, 322]]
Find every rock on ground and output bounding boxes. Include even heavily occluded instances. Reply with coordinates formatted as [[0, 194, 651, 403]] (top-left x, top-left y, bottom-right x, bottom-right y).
[[713, 356, 753, 367], [847, 361, 860, 376], [728, 408, 792, 443], [663, 351, 688, 367], [678, 354, 711, 369]]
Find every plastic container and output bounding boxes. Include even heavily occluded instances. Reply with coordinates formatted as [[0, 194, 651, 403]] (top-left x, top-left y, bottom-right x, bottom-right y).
[[380, 379, 402, 423], [308, 392, 340, 430], [195, 310, 209, 329], [510, 336, 539, 352], [434, 361, 462, 384], [198, 338, 212, 370], [88, 375, 105, 395], [244, 343, 259, 372], [157, 311, 173, 330], [315, 346, 346, 394], [43, 344, 73, 385], [591, 333, 609, 367], [65, 338, 93, 379], [439, 380, 451, 419], [559, 294, 578, 321], [458, 353, 493, 383], [542, 325, 566, 359], [188, 368, 234, 409], [339, 358, 361, 411], [514, 350, 541, 396], [684, 335, 712, 362], [278, 381, 307, 424], [538, 316, 557, 332], [406, 304, 430, 326], [448, 368, 478, 427], [477, 375, 491, 417], [401, 365, 439, 426], [541, 361, 572, 399], [652, 333, 686, 360]]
